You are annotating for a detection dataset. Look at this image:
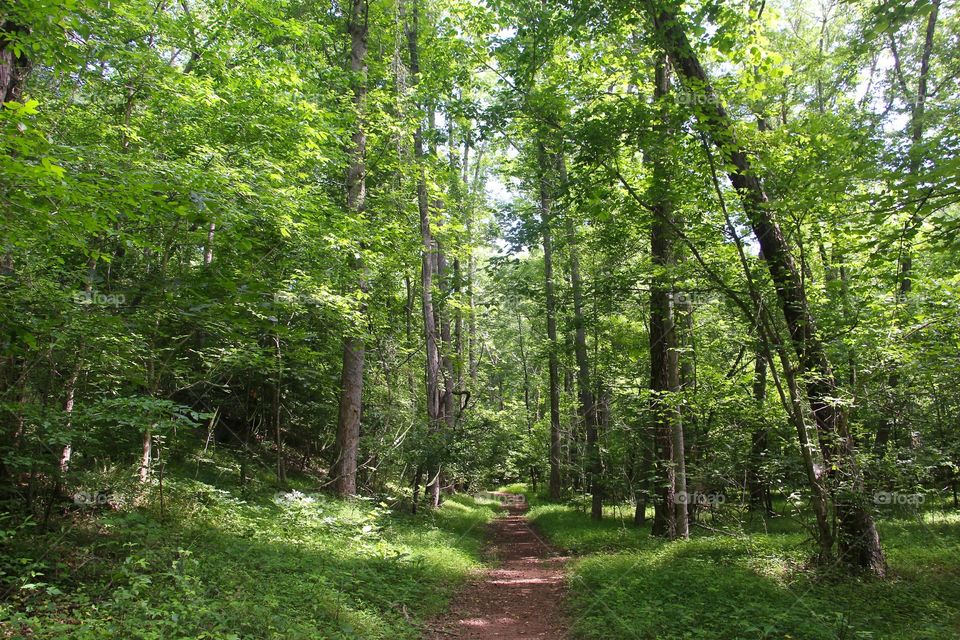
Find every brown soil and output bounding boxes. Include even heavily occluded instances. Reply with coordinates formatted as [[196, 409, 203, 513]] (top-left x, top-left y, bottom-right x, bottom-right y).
[[425, 497, 568, 639]]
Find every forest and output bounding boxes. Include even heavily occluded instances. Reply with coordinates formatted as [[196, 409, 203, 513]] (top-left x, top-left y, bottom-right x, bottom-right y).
[[1, 0, 959, 637]]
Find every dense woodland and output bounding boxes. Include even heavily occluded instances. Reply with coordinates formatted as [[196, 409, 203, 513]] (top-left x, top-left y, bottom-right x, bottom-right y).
[[2, 0, 960, 637]]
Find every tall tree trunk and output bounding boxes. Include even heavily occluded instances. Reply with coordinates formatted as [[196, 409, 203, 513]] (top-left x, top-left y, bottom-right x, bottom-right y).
[[647, 0, 885, 574], [676, 291, 695, 529], [564, 361, 581, 491], [60, 258, 95, 474], [649, 56, 683, 539], [333, 0, 369, 497], [567, 200, 601, 521], [406, 0, 442, 508], [140, 424, 152, 483], [58, 365, 80, 475], [203, 222, 216, 265], [539, 142, 564, 501], [438, 250, 456, 431], [274, 334, 286, 484]]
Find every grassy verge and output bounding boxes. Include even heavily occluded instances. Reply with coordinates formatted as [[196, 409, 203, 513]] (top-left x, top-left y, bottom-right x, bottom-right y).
[[523, 491, 960, 639], [0, 464, 498, 639]]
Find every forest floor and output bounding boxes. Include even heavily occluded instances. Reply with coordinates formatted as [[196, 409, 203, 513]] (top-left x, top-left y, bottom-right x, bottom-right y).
[[0, 459, 500, 640], [526, 497, 960, 639], [426, 495, 568, 639]]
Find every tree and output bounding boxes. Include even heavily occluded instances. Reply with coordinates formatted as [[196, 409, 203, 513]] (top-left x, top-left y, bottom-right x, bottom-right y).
[[644, 0, 885, 575], [538, 140, 564, 500], [333, 0, 370, 498], [648, 56, 687, 539]]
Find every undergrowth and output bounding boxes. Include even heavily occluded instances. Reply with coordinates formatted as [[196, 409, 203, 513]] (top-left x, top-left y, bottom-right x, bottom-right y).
[[522, 488, 960, 639], [0, 456, 498, 639]]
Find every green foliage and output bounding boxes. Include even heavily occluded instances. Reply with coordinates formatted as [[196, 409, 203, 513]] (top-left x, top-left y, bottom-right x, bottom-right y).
[[531, 503, 960, 640], [0, 462, 497, 639]]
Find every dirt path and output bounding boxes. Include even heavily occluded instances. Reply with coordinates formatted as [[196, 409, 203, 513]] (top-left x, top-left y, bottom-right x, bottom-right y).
[[425, 497, 568, 639]]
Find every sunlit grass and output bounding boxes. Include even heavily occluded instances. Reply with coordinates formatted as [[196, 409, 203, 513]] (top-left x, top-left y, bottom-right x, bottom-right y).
[[529, 501, 960, 639], [0, 466, 498, 640]]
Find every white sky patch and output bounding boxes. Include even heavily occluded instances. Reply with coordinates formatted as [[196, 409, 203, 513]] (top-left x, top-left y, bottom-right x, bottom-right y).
[[485, 174, 514, 205]]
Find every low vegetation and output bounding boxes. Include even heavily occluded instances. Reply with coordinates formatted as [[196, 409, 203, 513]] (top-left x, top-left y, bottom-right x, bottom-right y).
[[1, 458, 497, 639], [525, 491, 960, 639]]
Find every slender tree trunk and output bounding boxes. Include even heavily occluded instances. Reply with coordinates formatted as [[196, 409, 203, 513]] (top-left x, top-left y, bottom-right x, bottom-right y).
[[648, 1, 885, 574], [411, 464, 423, 514], [564, 361, 581, 491], [333, 0, 369, 497], [274, 334, 286, 484], [517, 312, 537, 491], [674, 299, 694, 534], [406, 1, 442, 508], [203, 222, 216, 265], [539, 142, 564, 501], [448, 122, 467, 410], [438, 251, 456, 431], [140, 424, 152, 483], [518, 310, 531, 417], [58, 366, 79, 475], [467, 254, 478, 384], [564, 174, 601, 520], [60, 259, 95, 475]]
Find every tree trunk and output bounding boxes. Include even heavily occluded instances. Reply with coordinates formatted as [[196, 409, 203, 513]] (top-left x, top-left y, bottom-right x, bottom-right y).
[[140, 424, 152, 483], [274, 334, 286, 484], [0, 19, 30, 104], [564, 168, 602, 521], [203, 222, 216, 265], [333, 0, 369, 497], [648, 0, 885, 574], [406, 1, 443, 508], [58, 365, 80, 475], [648, 56, 683, 539], [539, 142, 564, 501], [878, 0, 940, 457], [438, 251, 457, 431]]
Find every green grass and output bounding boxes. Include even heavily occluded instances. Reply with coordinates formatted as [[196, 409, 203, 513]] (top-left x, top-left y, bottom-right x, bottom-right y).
[[0, 462, 499, 639], [495, 482, 533, 497], [527, 497, 960, 639]]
